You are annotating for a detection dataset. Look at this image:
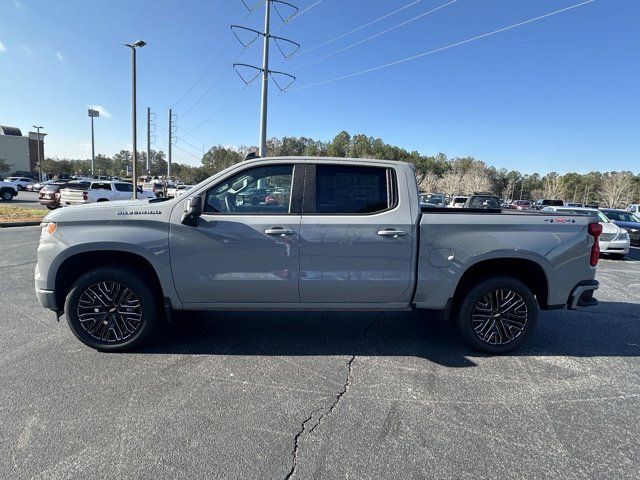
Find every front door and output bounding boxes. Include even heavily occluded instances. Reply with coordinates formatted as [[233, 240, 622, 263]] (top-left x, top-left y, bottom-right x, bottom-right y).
[[299, 163, 415, 304], [169, 163, 302, 305]]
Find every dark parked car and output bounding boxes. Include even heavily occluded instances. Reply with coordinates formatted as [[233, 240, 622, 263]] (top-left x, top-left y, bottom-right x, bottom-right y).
[[464, 193, 501, 209], [600, 209, 640, 245], [38, 182, 70, 209]]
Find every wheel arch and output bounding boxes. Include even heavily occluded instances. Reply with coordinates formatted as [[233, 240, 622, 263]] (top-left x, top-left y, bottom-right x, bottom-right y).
[[452, 258, 550, 310], [54, 250, 165, 311]]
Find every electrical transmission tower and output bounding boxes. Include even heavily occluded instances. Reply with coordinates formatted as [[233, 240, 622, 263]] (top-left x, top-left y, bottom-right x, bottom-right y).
[[231, 0, 300, 157], [168, 109, 177, 178], [146, 107, 157, 174]]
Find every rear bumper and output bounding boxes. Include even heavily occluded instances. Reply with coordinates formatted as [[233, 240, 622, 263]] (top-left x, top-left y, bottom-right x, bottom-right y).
[[36, 287, 59, 311], [568, 280, 599, 309]]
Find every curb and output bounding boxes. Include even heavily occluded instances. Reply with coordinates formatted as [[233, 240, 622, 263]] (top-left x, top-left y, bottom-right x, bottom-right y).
[[0, 221, 42, 228]]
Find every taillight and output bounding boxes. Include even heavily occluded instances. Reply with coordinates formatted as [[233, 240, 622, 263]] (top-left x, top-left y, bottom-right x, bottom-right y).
[[83, 191, 88, 201], [588, 223, 602, 267]]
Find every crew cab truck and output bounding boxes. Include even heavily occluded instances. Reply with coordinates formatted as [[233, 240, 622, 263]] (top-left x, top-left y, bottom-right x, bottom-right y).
[[35, 157, 601, 353], [59, 180, 154, 206]]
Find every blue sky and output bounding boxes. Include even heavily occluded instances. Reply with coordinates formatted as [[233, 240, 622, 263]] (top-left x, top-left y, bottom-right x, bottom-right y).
[[0, 0, 638, 174]]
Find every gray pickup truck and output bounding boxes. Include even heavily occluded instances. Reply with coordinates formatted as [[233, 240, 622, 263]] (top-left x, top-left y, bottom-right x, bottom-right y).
[[35, 157, 602, 353]]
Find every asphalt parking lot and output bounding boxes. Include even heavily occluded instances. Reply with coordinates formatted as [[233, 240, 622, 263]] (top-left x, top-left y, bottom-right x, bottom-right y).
[[0, 226, 638, 480], [5, 191, 47, 210]]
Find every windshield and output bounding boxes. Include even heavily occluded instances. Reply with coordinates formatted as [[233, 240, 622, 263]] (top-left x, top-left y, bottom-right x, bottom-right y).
[[604, 211, 638, 223]]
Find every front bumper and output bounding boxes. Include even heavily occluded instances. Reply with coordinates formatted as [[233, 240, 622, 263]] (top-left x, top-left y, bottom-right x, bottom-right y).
[[600, 239, 630, 255], [36, 287, 59, 311], [568, 280, 599, 309]]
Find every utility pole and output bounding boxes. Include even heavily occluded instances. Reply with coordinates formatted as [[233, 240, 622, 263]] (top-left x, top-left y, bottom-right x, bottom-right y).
[[258, 1, 271, 157], [231, 1, 299, 157], [146, 107, 151, 174], [168, 108, 173, 179]]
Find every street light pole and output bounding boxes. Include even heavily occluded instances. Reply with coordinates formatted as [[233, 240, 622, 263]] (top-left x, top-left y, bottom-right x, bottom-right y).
[[88, 109, 100, 176], [33, 125, 44, 181], [125, 40, 146, 199]]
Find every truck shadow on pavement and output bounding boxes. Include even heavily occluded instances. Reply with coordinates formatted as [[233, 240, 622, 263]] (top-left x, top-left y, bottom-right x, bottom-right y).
[[139, 301, 640, 368]]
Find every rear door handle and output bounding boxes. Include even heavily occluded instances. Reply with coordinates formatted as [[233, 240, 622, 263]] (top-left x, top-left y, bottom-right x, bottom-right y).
[[265, 227, 295, 236], [378, 229, 407, 237]]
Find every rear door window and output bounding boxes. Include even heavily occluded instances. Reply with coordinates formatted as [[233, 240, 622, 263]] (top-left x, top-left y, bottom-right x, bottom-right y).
[[314, 165, 392, 214]]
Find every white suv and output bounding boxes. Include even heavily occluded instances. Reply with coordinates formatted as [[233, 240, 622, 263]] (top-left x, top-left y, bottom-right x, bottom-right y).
[[627, 204, 640, 215], [5, 176, 35, 191]]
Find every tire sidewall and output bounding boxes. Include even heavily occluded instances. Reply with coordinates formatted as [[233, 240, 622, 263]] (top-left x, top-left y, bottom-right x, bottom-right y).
[[455, 276, 539, 354], [65, 267, 158, 351]]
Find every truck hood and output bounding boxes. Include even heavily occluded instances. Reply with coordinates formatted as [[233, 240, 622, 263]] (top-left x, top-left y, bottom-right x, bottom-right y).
[[44, 198, 177, 223]]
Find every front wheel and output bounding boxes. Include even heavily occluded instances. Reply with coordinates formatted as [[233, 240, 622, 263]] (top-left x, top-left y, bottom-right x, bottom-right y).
[[64, 267, 158, 351], [1, 189, 14, 201], [454, 276, 538, 354]]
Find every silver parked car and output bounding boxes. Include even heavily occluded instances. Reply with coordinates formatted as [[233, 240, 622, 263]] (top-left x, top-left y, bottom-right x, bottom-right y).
[[542, 206, 630, 258]]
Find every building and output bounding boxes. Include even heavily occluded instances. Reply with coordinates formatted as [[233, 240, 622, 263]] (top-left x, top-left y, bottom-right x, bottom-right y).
[[0, 125, 44, 176]]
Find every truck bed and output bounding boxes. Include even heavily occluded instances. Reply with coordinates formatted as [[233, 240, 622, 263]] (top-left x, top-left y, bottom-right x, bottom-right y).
[[414, 207, 598, 310]]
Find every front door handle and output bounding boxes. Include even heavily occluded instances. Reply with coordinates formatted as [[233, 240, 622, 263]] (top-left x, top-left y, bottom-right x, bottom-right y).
[[378, 229, 407, 238], [265, 227, 295, 236]]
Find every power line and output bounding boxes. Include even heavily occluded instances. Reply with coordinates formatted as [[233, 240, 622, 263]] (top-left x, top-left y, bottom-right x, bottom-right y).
[[296, 0, 425, 57], [190, 86, 250, 132], [290, 0, 457, 72], [273, 0, 323, 33], [289, 0, 596, 92]]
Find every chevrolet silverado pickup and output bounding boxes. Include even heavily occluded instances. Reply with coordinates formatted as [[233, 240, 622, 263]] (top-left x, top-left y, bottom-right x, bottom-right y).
[[35, 157, 602, 353]]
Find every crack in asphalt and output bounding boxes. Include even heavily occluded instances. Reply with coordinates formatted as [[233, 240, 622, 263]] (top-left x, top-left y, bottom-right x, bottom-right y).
[[283, 317, 382, 479], [283, 408, 322, 480]]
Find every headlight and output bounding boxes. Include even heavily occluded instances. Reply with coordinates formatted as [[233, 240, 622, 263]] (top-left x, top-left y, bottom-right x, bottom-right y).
[[40, 222, 57, 239], [618, 229, 629, 241], [630, 229, 638, 233]]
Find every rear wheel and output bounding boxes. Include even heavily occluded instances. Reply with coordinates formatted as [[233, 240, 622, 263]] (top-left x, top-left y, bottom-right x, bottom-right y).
[[64, 267, 158, 351], [454, 276, 538, 354]]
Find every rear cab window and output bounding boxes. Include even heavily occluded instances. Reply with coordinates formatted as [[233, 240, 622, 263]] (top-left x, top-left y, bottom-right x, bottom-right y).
[[311, 164, 395, 214]]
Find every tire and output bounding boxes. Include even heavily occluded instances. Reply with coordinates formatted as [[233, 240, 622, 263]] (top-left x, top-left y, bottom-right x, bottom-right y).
[[1, 189, 14, 201], [64, 267, 159, 351], [453, 276, 538, 354], [16, 184, 23, 191], [46, 205, 56, 210]]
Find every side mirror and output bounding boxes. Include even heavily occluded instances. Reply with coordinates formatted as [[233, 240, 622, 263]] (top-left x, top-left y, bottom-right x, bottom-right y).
[[181, 196, 202, 227]]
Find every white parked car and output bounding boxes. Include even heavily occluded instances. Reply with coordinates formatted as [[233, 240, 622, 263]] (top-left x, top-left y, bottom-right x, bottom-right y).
[[448, 196, 469, 208], [5, 176, 36, 191], [59, 180, 155, 206], [627, 204, 640, 215], [542, 206, 630, 259], [167, 184, 193, 198]]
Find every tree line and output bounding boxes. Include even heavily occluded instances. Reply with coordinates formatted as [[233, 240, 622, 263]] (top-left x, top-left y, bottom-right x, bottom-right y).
[[34, 131, 639, 208]]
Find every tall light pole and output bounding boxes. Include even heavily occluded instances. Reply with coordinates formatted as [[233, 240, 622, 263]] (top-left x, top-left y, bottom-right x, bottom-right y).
[[125, 40, 146, 199], [33, 125, 44, 181], [88, 109, 100, 176]]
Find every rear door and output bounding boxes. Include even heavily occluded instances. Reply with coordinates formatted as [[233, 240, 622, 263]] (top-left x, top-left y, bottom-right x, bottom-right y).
[[299, 163, 414, 304], [113, 182, 133, 200]]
